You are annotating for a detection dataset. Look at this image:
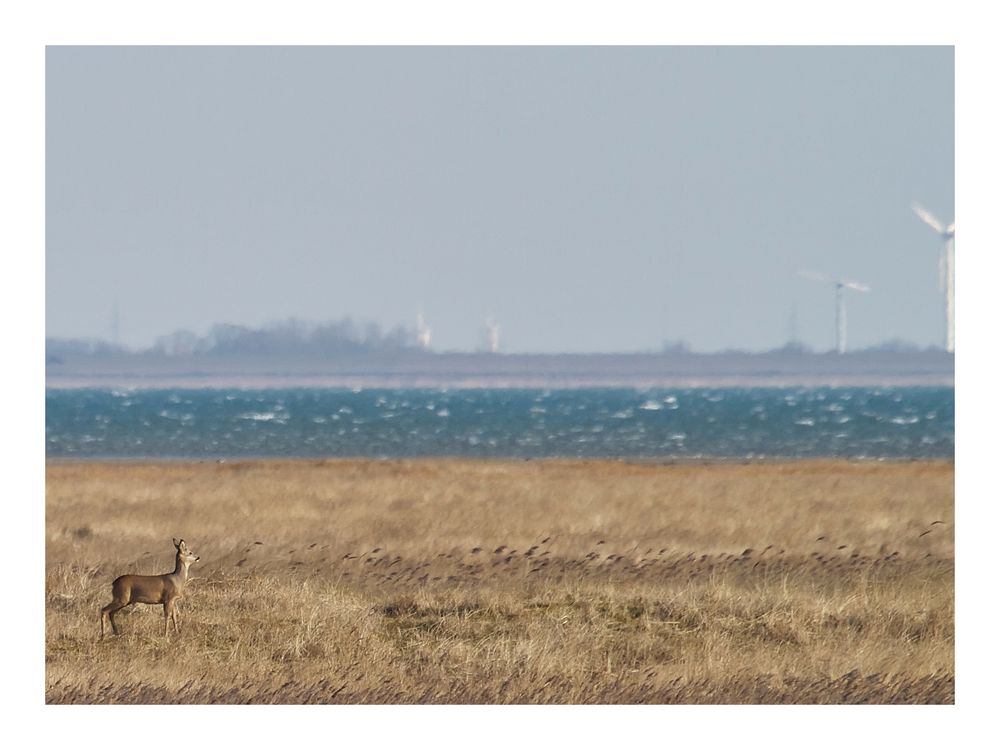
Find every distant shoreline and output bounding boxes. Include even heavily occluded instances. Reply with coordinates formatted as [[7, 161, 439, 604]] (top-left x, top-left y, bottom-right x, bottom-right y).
[[45, 350, 954, 390], [45, 372, 955, 390], [44, 455, 955, 467], [45, 376, 955, 389]]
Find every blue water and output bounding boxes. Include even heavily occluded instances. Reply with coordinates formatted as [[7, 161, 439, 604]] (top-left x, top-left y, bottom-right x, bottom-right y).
[[44, 387, 954, 459]]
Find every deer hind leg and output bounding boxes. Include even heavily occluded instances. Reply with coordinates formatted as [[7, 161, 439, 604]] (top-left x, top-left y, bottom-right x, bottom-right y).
[[171, 600, 181, 634], [100, 601, 126, 638]]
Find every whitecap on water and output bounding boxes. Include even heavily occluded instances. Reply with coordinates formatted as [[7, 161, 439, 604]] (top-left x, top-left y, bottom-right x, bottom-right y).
[[238, 411, 286, 422], [639, 400, 663, 411], [795, 418, 815, 426]]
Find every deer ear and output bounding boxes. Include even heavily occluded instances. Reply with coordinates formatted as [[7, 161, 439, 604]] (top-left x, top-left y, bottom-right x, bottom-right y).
[[173, 538, 181, 548]]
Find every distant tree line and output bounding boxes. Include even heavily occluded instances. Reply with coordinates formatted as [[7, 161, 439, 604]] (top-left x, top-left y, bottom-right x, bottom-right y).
[[46, 317, 420, 360], [45, 323, 947, 362], [45, 337, 125, 364], [660, 338, 944, 356], [156, 318, 418, 357]]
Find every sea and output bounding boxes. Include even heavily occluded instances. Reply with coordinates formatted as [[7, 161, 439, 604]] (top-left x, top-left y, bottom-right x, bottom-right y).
[[45, 387, 954, 460]]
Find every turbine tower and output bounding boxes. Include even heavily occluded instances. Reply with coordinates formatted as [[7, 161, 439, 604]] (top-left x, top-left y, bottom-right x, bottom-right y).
[[416, 310, 431, 351], [799, 270, 870, 354], [912, 203, 955, 353], [485, 318, 500, 354]]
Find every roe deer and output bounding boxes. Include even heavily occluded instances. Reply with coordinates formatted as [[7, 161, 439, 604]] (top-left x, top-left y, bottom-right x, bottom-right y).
[[100, 538, 200, 639]]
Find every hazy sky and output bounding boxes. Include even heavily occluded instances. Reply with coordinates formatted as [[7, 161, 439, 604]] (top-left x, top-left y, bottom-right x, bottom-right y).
[[46, 46, 954, 353]]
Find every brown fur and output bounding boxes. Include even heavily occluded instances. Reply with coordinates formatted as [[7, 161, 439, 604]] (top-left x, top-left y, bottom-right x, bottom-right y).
[[100, 538, 199, 638]]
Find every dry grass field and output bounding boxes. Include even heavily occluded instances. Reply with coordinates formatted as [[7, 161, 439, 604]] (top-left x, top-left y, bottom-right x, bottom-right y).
[[45, 458, 954, 704]]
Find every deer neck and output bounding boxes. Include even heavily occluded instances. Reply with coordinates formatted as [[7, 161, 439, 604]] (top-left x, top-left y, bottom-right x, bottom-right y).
[[170, 552, 191, 586]]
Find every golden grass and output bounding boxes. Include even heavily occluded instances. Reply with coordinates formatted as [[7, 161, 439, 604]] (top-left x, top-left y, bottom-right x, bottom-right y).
[[45, 458, 954, 704]]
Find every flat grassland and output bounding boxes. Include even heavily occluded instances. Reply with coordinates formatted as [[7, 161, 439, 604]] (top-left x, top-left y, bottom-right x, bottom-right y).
[[45, 459, 954, 704]]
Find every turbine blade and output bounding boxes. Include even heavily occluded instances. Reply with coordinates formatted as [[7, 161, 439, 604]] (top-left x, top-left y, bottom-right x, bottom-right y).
[[912, 203, 944, 234], [843, 280, 870, 293], [939, 247, 946, 292], [946, 222, 955, 236]]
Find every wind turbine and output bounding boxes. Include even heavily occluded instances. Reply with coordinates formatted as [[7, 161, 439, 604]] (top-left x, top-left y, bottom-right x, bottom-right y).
[[799, 270, 871, 354], [912, 203, 955, 353], [416, 310, 431, 350], [485, 318, 500, 354]]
